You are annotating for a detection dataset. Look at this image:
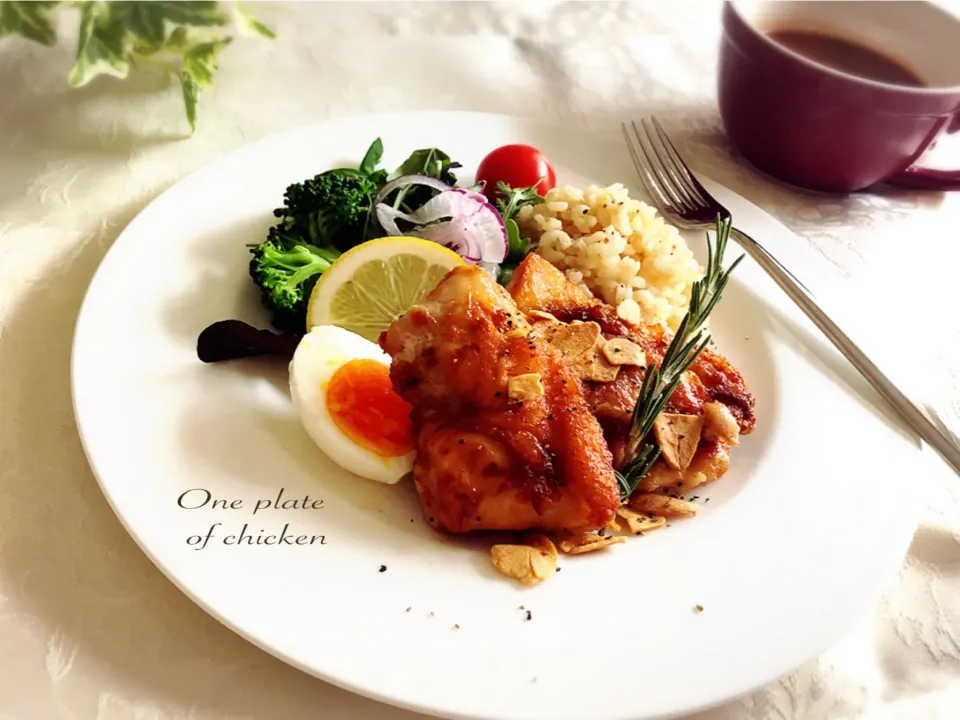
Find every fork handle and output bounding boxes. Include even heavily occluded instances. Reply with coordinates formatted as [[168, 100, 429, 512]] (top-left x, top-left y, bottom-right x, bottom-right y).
[[731, 227, 960, 477]]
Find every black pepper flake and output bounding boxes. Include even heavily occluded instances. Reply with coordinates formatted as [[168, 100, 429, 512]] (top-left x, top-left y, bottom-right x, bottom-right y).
[[547, 414, 554, 420], [675, 482, 682, 487], [582, 208, 588, 214], [495, 391, 502, 397], [705, 498, 711, 503], [519, 605, 525, 610], [405, 607, 412, 612], [458, 438, 465, 445], [661, 487, 669, 494], [694, 604, 704, 613], [379, 565, 387, 572], [428, 611, 434, 617], [475, 516, 482, 521], [410, 518, 414, 522], [525, 610, 532, 621], [555, 567, 561, 572], [453, 623, 460, 630], [517, 401, 524, 408], [561, 379, 567, 385], [428, 516, 435, 522]]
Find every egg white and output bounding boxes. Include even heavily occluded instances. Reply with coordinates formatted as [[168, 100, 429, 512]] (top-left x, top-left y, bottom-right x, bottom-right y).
[[289, 325, 414, 484]]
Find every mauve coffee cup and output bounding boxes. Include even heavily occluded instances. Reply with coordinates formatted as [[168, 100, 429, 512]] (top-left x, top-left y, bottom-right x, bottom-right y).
[[718, 1, 960, 193]]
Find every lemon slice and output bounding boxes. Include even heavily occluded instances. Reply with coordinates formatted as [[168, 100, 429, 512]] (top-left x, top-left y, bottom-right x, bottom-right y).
[[306, 237, 466, 341]]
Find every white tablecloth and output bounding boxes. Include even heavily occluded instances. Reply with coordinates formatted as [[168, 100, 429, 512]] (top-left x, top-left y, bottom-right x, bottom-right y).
[[2, 2, 960, 718]]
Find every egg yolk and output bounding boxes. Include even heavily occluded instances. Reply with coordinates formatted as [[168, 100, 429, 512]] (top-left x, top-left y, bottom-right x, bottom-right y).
[[326, 359, 415, 457]]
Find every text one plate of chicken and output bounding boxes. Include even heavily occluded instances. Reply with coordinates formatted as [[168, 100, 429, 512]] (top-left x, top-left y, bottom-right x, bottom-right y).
[[72, 111, 923, 720]]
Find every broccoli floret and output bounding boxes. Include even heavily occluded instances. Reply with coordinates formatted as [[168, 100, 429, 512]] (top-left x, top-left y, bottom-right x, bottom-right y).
[[248, 229, 340, 333], [275, 169, 380, 253]]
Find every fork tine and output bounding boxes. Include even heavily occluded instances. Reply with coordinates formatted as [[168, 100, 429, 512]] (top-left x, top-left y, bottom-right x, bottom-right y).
[[631, 120, 689, 211], [650, 117, 711, 209], [620, 122, 674, 213], [641, 118, 703, 211]]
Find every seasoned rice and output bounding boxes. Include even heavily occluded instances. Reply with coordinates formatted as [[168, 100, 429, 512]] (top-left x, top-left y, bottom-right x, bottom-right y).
[[517, 183, 702, 331]]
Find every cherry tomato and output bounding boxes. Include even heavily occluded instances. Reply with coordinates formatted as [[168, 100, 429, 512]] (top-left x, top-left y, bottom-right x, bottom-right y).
[[476, 144, 557, 202]]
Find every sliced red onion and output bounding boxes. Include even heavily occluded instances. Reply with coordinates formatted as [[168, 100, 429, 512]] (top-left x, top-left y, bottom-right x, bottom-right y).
[[375, 203, 418, 237], [375, 188, 508, 264], [411, 219, 483, 262], [373, 174, 452, 208], [478, 261, 501, 283]]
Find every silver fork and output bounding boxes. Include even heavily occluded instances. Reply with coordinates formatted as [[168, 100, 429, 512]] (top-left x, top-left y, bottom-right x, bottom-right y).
[[623, 117, 960, 478]]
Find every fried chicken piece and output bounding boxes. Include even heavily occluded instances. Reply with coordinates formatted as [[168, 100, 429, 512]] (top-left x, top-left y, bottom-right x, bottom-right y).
[[379, 265, 620, 534], [506, 253, 755, 487]]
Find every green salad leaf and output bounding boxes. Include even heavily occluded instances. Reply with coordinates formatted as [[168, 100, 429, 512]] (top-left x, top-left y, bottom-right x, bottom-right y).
[[249, 138, 463, 333], [491, 180, 543, 285]]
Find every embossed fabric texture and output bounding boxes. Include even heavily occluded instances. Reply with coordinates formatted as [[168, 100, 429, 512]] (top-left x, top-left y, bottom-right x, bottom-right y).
[[1, 2, 959, 719]]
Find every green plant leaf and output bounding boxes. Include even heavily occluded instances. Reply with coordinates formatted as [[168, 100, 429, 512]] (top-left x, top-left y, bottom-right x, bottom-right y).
[[107, 1, 165, 44], [68, 2, 130, 87], [0, 1, 60, 46], [359, 138, 384, 176], [122, 1, 228, 32], [390, 148, 453, 181], [180, 70, 198, 131], [182, 37, 230, 89], [233, 2, 275, 39]]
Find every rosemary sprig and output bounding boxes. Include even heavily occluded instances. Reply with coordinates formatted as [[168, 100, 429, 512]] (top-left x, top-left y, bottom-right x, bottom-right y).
[[615, 214, 744, 500]]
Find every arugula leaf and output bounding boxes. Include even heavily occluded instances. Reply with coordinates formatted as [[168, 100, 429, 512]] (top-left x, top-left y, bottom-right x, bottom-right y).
[[494, 180, 543, 223], [0, 1, 59, 46], [233, 2, 276, 39], [359, 138, 384, 177]]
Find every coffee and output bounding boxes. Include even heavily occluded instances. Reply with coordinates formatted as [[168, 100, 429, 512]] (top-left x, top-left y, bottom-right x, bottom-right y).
[[766, 29, 925, 87]]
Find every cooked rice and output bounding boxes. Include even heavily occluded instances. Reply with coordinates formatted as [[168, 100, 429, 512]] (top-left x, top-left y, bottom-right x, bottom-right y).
[[517, 183, 703, 331]]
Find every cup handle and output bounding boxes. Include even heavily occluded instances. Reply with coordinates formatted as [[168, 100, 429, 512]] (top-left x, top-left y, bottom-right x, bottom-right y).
[[886, 167, 960, 191], [886, 113, 960, 191]]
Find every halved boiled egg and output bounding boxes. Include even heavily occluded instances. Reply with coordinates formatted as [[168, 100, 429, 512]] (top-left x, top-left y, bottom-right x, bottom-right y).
[[289, 325, 415, 484]]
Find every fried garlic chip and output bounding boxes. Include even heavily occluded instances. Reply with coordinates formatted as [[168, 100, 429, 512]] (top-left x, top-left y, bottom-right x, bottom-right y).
[[601, 337, 647, 367], [508, 373, 545, 401], [490, 534, 558, 586], [549, 321, 602, 360], [615, 507, 667, 534], [553, 529, 627, 555], [652, 413, 703, 471], [630, 493, 699, 518], [702, 401, 741, 446]]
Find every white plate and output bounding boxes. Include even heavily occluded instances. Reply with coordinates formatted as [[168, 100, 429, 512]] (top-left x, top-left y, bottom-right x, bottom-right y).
[[71, 111, 921, 720]]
